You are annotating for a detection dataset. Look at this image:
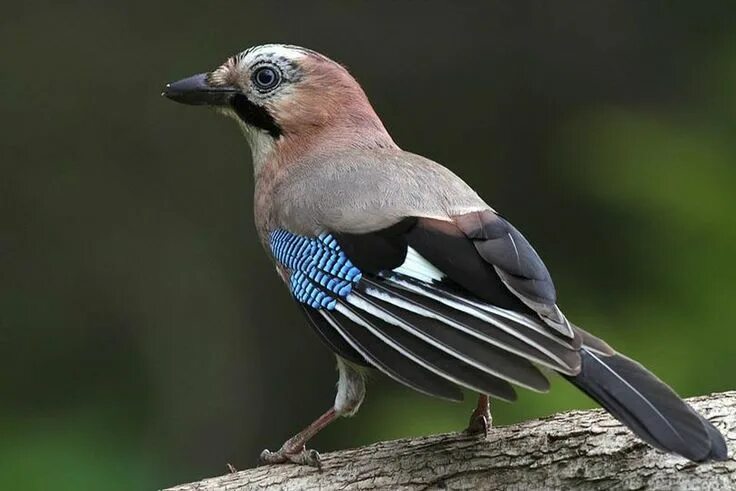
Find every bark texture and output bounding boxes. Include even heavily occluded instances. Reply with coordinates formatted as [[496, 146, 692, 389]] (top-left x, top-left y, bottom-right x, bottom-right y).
[[165, 391, 736, 490]]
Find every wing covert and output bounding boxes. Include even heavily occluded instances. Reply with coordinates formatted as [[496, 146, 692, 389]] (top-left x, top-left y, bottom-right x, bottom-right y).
[[452, 210, 573, 338]]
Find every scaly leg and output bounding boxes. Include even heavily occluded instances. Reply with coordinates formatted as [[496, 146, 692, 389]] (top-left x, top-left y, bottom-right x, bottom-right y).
[[260, 408, 336, 467], [465, 394, 491, 436], [260, 357, 366, 468]]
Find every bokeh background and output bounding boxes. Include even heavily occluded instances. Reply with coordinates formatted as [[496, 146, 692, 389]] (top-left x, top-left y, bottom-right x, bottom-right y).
[[3, 1, 736, 489]]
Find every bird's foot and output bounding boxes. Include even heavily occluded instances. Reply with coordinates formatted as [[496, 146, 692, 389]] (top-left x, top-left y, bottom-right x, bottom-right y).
[[465, 408, 492, 436], [260, 446, 322, 469]]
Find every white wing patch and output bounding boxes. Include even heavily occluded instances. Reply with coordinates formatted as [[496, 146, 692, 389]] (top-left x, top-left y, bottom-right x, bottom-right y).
[[392, 247, 445, 283]]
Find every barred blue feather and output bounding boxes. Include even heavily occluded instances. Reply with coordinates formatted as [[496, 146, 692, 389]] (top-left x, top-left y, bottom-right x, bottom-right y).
[[269, 230, 362, 309]]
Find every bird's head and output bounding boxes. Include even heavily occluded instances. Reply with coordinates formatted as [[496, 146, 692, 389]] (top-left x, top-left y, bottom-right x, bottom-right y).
[[163, 44, 395, 171]]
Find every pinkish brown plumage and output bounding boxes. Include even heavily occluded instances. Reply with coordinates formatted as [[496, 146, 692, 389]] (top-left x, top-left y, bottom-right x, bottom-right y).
[[212, 46, 395, 173], [275, 53, 394, 144], [163, 44, 728, 468]]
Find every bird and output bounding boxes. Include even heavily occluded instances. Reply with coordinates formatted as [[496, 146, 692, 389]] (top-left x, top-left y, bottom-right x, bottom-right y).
[[163, 43, 728, 467]]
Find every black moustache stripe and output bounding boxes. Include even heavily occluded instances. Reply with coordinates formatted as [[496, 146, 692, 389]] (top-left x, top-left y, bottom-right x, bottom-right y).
[[230, 94, 282, 138]]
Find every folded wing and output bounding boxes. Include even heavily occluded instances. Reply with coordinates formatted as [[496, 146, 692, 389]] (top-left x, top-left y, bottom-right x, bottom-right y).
[[268, 216, 581, 403]]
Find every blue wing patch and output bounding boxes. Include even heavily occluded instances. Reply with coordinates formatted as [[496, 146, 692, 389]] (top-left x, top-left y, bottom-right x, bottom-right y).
[[269, 230, 362, 310]]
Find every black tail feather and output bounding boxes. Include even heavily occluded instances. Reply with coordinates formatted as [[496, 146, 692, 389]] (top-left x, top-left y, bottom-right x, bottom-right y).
[[566, 348, 727, 462], [697, 413, 729, 461]]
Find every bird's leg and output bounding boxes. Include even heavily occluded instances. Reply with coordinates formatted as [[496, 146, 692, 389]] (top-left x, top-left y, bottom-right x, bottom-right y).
[[260, 357, 366, 468], [260, 408, 337, 467], [465, 394, 492, 436]]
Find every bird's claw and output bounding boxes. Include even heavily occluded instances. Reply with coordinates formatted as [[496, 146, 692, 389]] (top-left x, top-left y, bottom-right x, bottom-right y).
[[260, 446, 322, 469], [465, 412, 492, 437]]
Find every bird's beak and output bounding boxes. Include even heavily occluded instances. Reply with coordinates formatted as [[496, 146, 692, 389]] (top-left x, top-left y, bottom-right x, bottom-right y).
[[162, 73, 238, 106]]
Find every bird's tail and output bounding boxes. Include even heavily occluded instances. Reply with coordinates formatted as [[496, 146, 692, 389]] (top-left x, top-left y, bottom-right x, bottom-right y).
[[565, 345, 728, 462]]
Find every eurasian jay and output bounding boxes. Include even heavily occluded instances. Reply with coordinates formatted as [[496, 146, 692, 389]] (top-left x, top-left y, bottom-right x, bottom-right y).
[[163, 44, 727, 467]]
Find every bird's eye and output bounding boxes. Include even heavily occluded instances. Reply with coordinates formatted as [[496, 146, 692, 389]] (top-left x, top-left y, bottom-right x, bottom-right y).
[[252, 66, 281, 91]]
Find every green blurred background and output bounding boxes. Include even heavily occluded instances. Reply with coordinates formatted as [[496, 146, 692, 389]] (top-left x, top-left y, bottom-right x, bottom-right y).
[[3, 1, 735, 489]]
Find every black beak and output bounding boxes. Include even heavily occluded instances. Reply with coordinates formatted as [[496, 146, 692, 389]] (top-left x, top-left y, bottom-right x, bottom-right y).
[[162, 73, 238, 106]]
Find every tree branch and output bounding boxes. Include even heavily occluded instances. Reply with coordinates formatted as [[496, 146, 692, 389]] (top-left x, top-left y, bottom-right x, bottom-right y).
[[165, 391, 736, 490]]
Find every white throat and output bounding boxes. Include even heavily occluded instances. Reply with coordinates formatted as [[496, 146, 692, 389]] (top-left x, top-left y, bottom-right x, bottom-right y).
[[224, 108, 277, 176], [242, 124, 276, 176]]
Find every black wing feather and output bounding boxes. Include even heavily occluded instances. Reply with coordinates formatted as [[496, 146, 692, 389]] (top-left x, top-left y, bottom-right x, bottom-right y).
[[453, 211, 573, 336], [300, 304, 370, 367], [372, 275, 580, 372], [322, 306, 464, 402], [403, 218, 529, 312], [349, 290, 519, 400], [456, 211, 554, 299], [353, 286, 542, 395]]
